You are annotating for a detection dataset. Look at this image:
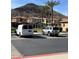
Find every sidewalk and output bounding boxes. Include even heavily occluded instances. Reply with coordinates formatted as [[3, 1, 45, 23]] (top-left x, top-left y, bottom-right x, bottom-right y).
[[59, 32, 68, 36], [12, 43, 68, 59], [11, 44, 23, 57], [12, 52, 68, 59], [59, 32, 68, 35]]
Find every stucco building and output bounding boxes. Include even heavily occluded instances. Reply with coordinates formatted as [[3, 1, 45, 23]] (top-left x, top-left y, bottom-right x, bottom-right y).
[[60, 17, 68, 32]]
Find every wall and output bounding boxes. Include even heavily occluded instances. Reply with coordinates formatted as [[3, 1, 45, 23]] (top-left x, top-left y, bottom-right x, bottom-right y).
[[61, 22, 68, 32]]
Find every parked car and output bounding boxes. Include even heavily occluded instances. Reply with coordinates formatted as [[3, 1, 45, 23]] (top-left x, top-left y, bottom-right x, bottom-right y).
[[42, 26, 60, 36], [16, 24, 33, 37]]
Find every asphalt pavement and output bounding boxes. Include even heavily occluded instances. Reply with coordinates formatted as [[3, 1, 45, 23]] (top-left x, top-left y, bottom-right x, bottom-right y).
[[11, 33, 68, 57]]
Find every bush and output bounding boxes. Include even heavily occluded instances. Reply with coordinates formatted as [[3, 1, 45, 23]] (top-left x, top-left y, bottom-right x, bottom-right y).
[[33, 28, 43, 32], [11, 28, 16, 33]]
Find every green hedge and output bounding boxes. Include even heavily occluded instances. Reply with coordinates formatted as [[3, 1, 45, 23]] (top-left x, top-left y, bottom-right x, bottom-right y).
[[33, 28, 43, 32], [11, 28, 16, 33]]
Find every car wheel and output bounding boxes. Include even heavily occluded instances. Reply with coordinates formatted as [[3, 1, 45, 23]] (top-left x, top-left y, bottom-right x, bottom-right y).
[[42, 31, 45, 35], [15, 33, 18, 36], [55, 34, 58, 36], [47, 32, 50, 36]]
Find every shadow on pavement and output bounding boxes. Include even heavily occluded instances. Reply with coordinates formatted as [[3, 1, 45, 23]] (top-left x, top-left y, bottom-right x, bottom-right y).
[[50, 35, 67, 37], [21, 35, 46, 39]]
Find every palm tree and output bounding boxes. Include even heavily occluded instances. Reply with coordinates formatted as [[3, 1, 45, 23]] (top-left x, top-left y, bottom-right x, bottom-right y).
[[39, 5, 49, 27], [46, 0, 60, 26], [41, 6, 49, 17]]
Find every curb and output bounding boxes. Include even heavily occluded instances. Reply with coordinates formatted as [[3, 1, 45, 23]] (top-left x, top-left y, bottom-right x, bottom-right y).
[[12, 52, 67, 59]]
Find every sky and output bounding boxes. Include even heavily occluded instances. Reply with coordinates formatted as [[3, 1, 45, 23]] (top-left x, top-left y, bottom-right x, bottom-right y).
[[11, 0, 68, 16]]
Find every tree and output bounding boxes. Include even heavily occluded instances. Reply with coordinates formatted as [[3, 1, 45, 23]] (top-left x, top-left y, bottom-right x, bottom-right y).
[[39, 5, 49, 27], [40, 5, 49, 17], [46, 0, 60, 26], [56, 18, 62, 26]]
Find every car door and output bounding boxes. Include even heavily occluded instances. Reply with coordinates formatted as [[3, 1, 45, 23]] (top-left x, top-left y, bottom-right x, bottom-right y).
[[45, 27, 51, 34]]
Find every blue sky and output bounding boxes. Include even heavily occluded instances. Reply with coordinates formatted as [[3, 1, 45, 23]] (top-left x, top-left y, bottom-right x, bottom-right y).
[[11, 0, 68, 16]]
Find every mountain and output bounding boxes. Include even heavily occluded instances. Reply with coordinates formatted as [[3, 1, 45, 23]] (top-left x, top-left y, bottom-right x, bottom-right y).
[[11, 3, 67, 18]]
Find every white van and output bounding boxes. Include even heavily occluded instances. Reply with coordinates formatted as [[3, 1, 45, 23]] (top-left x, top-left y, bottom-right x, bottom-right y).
[[16, 24, 33, 36]]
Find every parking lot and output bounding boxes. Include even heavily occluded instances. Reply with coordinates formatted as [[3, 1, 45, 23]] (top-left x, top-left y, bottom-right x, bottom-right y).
[[11, 33, 68, 57]]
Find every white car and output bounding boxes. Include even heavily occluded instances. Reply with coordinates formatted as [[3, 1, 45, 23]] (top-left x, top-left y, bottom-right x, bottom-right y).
[[16, 24, 33, 37], [42, 26, 60, 36]]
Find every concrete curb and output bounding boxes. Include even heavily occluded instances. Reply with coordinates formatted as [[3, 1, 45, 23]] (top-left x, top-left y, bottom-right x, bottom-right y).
[[12, 52, 67, 59]]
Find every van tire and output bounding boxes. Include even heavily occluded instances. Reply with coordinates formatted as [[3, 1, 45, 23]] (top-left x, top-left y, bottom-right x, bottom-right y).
[[19, 32, 21, 37], [15, 33, 18, 36]]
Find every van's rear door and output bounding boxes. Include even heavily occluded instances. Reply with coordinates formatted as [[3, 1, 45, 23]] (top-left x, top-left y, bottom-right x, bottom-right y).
[[22, 25, 33, 35]]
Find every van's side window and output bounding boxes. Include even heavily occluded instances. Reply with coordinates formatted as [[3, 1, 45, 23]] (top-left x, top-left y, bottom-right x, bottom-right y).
[[46, 27, 49, 29]]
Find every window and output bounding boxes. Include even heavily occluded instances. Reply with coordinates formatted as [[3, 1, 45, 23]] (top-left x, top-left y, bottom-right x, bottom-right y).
[[66, 28, 68, 32], [28, 25, 33, 29], [19, 18, 23, 22], [53, 27, 59, 30], [46, 27, 49, 29], [50, 27, 52, 29], [42, 20, 44, 22], [63, 23, 65, 27], [23, 25, 27, 29], [23, 25, 33, 29]]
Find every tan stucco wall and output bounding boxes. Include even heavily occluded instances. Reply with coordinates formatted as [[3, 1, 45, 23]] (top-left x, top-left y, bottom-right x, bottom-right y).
[[11, 19, 17, 22], [43, 19, 46, 24], [42, 18, 47, 24], [61, 23, 68, 32]]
